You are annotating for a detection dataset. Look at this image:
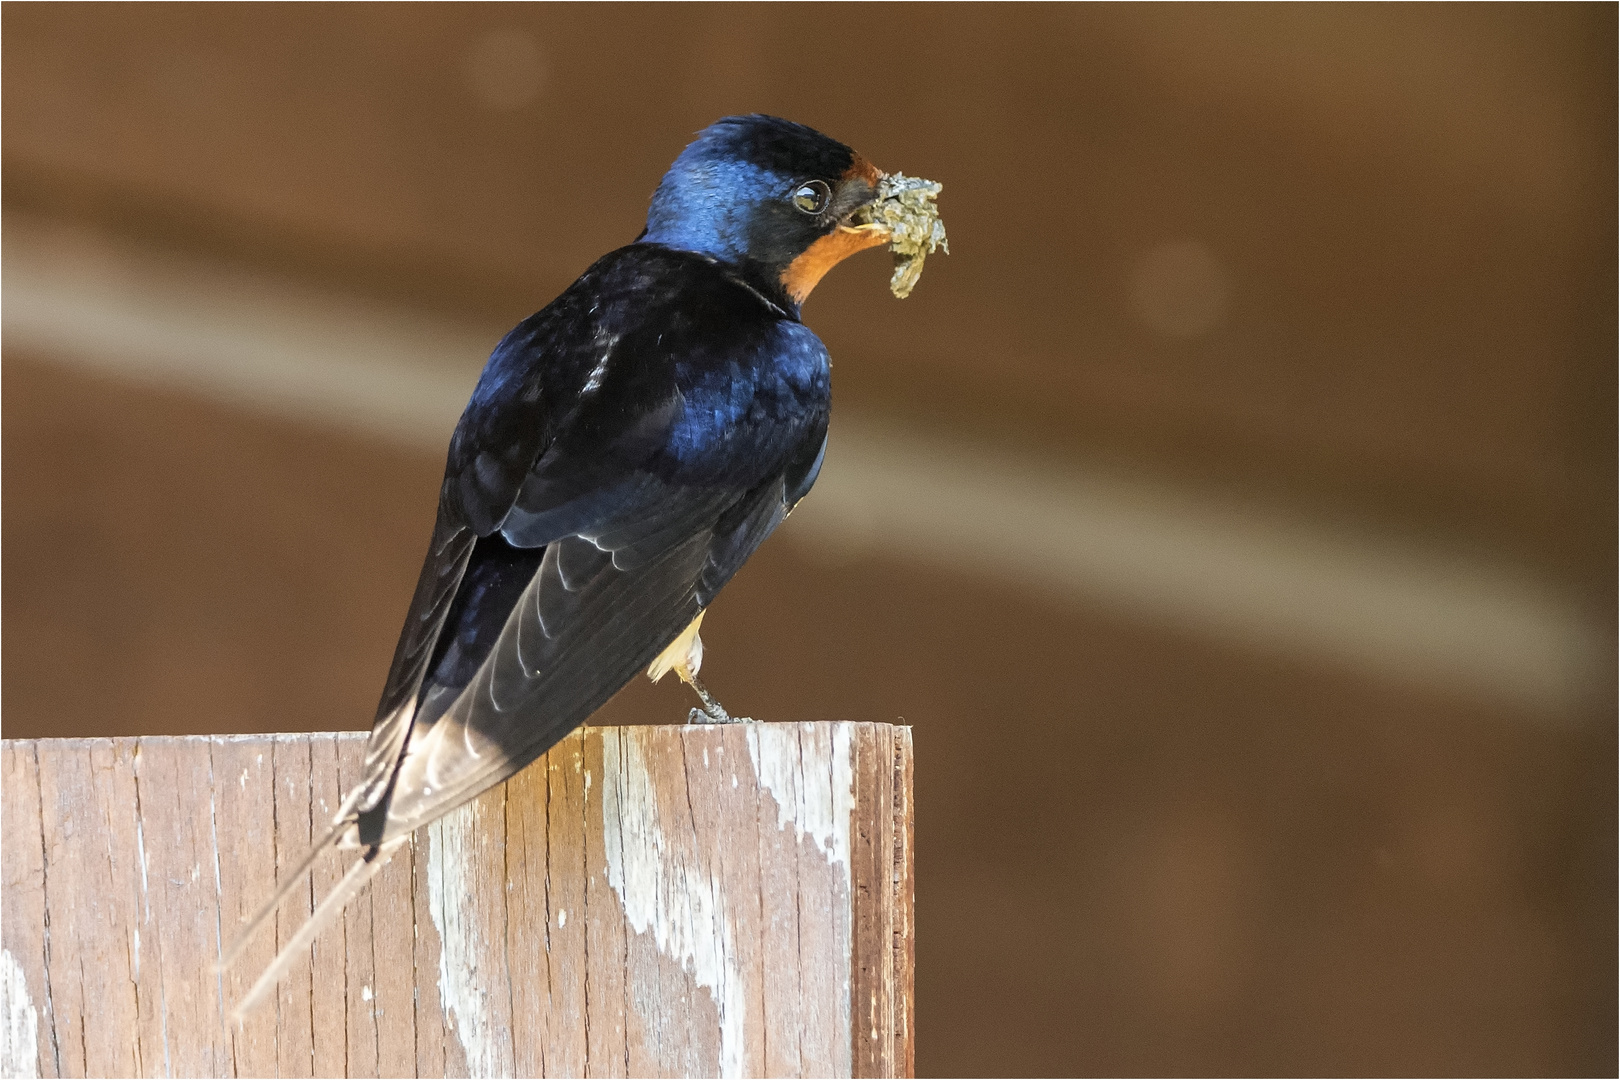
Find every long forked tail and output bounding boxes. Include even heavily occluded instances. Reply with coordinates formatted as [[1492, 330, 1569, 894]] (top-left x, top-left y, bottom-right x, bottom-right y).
[[228, 835, 408, 1021], [218, 778, 399, 1017], [218, 810, 352, 973]]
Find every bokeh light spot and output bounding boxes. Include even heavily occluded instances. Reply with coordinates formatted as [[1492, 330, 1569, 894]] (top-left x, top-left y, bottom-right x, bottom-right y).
[[1130, 240, 1229, 339], [463, 29, 545, 112]]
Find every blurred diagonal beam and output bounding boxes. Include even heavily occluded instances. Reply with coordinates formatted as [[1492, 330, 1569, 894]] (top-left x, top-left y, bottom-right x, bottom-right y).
[[2, 215, 1605, 717]]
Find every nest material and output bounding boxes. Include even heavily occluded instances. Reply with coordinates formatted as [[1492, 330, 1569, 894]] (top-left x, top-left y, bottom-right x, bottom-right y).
[[857, 173, 949, 299]]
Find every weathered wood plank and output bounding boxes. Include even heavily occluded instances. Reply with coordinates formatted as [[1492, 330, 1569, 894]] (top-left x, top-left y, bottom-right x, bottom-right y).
[[0, 723, 913, 1078], [2, 743, 56, 1080], [211, 737, 268, 1078]]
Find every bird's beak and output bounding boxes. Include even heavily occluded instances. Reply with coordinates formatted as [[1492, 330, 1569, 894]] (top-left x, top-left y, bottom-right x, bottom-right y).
[[838, 220, 892, 243], [835, 157, 893, 245]]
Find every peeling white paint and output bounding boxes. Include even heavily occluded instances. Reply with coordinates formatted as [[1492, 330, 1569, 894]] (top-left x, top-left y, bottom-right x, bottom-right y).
[[746, 723, 855, 874], [207, 777, 227, 1037], [361, 985, 373, 1003], [602, 731, 747, 1077], [557, 910, 566, 928], [427, 801, 511, 1078], [133, 752, 151, 926], [0, 949, 38, 1080]]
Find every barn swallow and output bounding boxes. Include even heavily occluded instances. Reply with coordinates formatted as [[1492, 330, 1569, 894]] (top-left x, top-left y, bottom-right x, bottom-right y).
[[223, 115, 930, 1011]]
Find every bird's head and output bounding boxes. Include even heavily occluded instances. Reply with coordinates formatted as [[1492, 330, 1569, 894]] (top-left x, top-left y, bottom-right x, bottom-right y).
[[641, 114, 893, 310]]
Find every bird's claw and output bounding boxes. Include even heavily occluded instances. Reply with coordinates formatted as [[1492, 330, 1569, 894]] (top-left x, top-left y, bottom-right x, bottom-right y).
[[685, 675, 755, 724], [687, 706, 756, 725]]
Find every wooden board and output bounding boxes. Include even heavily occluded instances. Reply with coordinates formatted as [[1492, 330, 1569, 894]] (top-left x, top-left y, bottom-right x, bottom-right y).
[[0, 724, 913, 1078]]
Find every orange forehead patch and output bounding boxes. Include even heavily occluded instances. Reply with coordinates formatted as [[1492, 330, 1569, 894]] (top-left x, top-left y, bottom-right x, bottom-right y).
[[780, 226, 891, 304], [843, 153, 883, 186]]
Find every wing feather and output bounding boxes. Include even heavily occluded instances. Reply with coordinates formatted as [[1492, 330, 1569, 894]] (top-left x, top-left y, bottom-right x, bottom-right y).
[[353, 517, 477, 812], [356, 475, 789, 842]]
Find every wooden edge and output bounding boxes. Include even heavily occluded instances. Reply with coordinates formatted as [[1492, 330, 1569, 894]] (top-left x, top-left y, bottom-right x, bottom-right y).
[[850, 723, 915, 1079], [894, 726, 916, 1079]]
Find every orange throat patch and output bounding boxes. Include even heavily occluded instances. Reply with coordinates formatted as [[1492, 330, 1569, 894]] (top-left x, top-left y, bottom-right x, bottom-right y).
[[780, 225, 892, 305]]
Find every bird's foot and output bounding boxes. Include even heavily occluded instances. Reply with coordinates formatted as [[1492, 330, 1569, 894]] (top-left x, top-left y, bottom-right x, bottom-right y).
[[688, 707, 758, 724], [685, 675, 756, 724]]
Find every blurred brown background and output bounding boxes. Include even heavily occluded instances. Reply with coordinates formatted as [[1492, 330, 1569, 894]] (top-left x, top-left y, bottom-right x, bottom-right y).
[[3, 4, 1614, 1075]]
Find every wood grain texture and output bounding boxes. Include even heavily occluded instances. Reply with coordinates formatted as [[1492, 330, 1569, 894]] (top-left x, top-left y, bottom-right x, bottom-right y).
[[0, 724, 913, 1078]]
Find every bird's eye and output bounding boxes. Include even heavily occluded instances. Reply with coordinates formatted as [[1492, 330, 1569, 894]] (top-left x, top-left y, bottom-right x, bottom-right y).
[[792, 180, 831, 215]]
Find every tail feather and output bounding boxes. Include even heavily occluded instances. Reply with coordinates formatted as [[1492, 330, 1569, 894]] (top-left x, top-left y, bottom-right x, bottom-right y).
[[218, 783, 367, 972], [229, 836, 408, 1021]]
